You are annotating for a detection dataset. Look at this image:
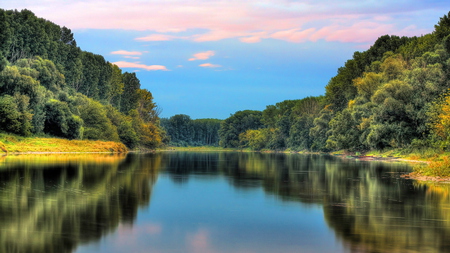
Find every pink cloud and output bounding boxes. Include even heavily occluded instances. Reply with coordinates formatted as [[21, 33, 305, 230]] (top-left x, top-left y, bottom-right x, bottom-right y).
[[135, 34, 180, 41], [3, 1, 438, 44], [192, 30, 244, 42], [189, 51, 215, 61], [111, 50, 143, 56], [270, 28, 316, 42], [239, 32, 268, 43], [113, 61, 169, 71], [322, 22, 394, 43], [240, 36, 262, 43], [199, 63, 221, 68], [124, 56, 140, 59]]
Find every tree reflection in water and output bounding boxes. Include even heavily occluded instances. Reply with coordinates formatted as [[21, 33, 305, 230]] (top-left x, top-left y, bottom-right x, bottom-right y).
[[161, 152, 450, 253], [0, 153, 161, 253], [1, 152, 449, 253]]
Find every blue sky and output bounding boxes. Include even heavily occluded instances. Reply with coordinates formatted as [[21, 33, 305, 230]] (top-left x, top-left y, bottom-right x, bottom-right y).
[[2, 1, 450, 119]]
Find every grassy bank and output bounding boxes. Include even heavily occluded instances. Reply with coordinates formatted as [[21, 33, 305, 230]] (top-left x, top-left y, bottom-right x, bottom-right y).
[[0, 133, 127, 153], [344, 148, 450, 180], [2, 136, 448, 180]]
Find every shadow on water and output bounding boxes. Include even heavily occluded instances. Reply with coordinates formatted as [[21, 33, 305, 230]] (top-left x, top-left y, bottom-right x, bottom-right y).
[[1, 152, 450, 252]]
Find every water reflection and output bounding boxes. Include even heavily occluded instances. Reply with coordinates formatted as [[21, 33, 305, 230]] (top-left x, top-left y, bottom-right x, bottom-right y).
[[159, 152, 450, 252], [0, 153, 160, 253], [1, 152, 450, 252]]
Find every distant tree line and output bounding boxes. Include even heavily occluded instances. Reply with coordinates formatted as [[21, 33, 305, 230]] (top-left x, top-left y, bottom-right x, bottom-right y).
[[0, 9, 163, 149], [160, 114, 221, 146], [215, 12, 450, 152]]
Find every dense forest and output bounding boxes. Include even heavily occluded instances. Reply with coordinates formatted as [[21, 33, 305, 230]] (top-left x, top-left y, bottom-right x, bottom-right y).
[[0, 9, 163, 149], [215, 11, 450, 153], [160, 115, 221, 146]]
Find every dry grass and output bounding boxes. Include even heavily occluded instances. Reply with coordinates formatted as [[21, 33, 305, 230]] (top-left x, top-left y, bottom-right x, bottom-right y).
[[0, 133, 127, 154], [413, 156, 450, 178]]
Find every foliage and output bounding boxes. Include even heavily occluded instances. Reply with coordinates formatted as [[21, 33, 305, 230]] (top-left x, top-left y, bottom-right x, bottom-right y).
[[44, 99, 83, 139], [0, 95, 23, 135], [0, 9, 164, 149], [161, 114, 222, 146], [219, 110, 263, 148], [78, 97, 119, 142]]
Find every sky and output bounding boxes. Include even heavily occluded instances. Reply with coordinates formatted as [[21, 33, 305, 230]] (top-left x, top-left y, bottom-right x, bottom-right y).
[[2, 1, 450, 119]]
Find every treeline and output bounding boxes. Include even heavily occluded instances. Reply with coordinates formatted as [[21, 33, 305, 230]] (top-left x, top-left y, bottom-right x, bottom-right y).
[[217, 12, 450, 152], [161, 114, 221, 146], [0, 9, 163, 149]]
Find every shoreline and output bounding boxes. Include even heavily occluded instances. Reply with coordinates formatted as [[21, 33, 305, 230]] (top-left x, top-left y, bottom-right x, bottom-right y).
[[0, 135, 128, 154], [1, 140, 447, 182]]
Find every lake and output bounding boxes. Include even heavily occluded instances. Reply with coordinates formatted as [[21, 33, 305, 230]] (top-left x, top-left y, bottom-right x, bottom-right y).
[[0, 152, 449, 253]]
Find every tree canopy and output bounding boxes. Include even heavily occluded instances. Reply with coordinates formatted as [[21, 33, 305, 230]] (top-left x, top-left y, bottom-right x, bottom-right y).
[[0, 9, 164, 149]]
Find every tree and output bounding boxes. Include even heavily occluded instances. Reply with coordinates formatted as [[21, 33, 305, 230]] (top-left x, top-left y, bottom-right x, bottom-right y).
[[120, 72, 140, 114], [106, 105, 139, 148], [0, 95, 23, 134], [310, 105, 334, 151], [427, 92, 450, 149], [137, 89, 158, 123], [78, 98, 119, 142], [239, 129, 270, 150], [60, 26, 76, 46], [44, 99, 83, 139], [129, 109, 162, 149], [13, 93, 33, 136], [434, 11, 450, 40], [0, 53, 7, 72], [219, 110, 263, 148], [108, 63, 124, 107]]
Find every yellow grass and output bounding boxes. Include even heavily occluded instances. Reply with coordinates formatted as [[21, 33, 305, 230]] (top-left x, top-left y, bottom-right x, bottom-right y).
[[0, 133, 127, 153]]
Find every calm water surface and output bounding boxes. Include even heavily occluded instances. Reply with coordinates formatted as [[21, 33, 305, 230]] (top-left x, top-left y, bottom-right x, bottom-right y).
[[0, 152, 449, 253]]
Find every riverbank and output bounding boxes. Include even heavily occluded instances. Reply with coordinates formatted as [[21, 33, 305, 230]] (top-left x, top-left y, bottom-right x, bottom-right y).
[[0, 133, 127, 153], [2, 138, 448, 182], [332, 149, 450, 182]]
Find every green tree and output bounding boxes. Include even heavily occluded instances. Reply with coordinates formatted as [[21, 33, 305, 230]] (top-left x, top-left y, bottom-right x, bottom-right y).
[[78, 98, 119, 142], [0, 95, 22, 134], [108, 63, 124, 107], [106, 105, 139, 148], [137, 89, 158, 123], [219, 110, 263, 148], [310, 105, 334, 151], [120, 72, 140, 114], [434, 11, 450, 40], [44, 99, 83, 139]]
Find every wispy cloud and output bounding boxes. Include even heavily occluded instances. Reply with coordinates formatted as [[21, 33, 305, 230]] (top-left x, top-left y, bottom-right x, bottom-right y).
[[3, 0, 440, 44], [189, 51, 215, 61], [124, 56, 140, 59], [135, 34, 181, 41], [113, 61, 169, 71], [199, 63, 221, 68], [111, 50, 143, 56]]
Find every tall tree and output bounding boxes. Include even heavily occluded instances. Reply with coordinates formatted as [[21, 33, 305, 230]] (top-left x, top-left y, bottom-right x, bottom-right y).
[[120, 72, 140, 114]]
